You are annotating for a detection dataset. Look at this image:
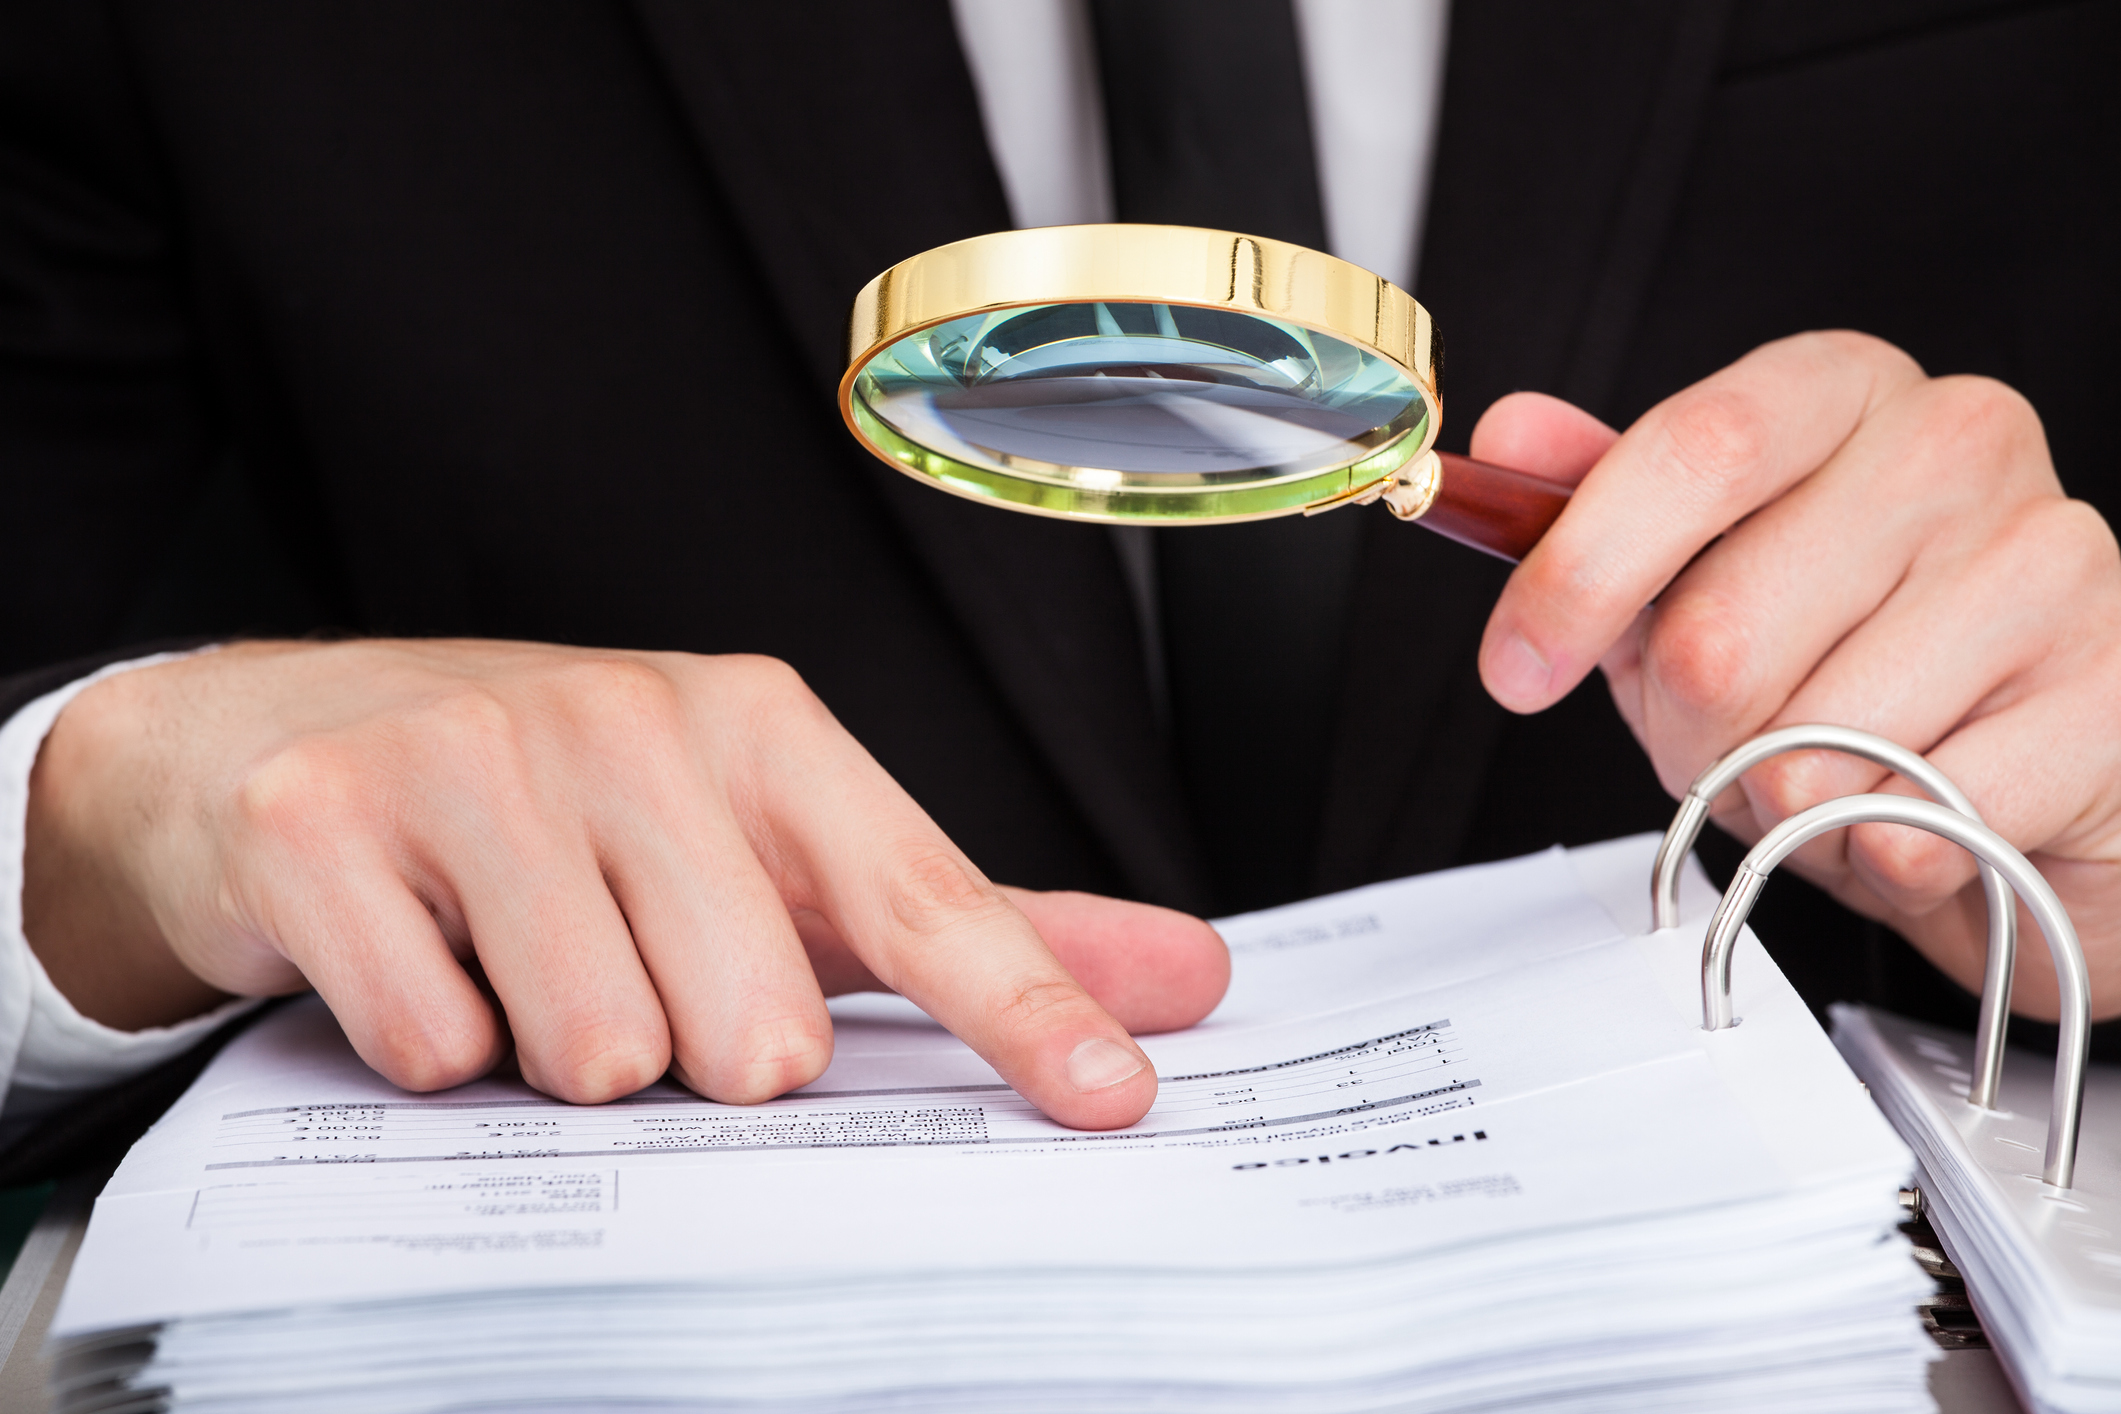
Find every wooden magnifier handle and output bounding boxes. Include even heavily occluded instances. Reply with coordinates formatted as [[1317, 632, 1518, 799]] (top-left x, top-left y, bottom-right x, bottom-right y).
[[1389, 451, 1574, 563]]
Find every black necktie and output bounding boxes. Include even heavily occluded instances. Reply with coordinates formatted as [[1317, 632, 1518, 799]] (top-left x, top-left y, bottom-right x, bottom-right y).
[[1091, 0, 1364, 914]]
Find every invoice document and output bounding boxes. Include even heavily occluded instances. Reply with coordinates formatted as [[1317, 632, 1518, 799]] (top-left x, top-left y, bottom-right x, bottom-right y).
[[54, 841, 1913, 1340], [48, 838, 1937, 1413]]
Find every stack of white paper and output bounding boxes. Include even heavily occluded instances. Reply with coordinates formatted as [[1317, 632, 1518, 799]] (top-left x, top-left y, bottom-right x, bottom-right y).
[[1834, 1005, 2121, 1413], [50, 836, 1931, 1413]]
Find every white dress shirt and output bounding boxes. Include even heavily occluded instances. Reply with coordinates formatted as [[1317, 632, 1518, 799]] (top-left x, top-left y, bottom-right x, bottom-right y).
[[951, 0, 1449, 287], [0, 3, 1450, 1126]]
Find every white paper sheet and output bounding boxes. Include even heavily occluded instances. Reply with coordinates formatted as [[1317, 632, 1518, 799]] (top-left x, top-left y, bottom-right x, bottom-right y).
[[53, 842, 1912, 1344]]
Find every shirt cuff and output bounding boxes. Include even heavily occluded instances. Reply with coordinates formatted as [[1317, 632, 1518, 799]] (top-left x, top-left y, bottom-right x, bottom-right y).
[[0, 651, 263, 1141]]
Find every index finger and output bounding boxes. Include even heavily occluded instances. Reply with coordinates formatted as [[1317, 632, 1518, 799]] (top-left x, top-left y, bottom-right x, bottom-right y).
[[1476, 331, 1924, 713], [706, 661, 1158, 1131]]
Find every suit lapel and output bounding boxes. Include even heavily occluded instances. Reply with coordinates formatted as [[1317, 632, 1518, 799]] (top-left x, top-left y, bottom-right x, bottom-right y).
[[625, 0, 1208, 908], [1418, 0, 1741, 427], [1312, 0, 1738, 888], [1554, 1, 1741, 416]]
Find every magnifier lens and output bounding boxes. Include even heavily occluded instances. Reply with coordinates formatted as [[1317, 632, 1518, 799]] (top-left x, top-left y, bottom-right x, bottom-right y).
[[848, 301, 1432, 522]]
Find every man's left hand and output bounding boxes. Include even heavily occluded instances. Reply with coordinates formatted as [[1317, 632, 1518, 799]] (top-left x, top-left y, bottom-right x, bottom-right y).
[[1472, 330, 2121, 1021]]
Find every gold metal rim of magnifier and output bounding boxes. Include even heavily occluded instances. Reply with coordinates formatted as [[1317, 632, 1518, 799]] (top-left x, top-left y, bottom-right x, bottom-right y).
[[837, 224, 1444, 525]]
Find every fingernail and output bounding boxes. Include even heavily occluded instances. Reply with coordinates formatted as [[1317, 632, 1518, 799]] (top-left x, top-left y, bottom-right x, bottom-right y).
[[1488, 633, 1553, 708], [1066, 1037, 1144, 1093]]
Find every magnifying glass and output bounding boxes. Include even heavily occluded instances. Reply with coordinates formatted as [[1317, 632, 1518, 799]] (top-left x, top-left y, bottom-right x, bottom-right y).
[[839, 224, 1571, 561]]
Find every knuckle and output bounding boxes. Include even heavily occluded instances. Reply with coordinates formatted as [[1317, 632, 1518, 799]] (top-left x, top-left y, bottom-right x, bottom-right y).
[[993, 976, 1092, 1032], [713, 655, 834, 742], [1655, 386, 1773, 498], [231, 740, 364, 847], [1930, 374, 2038, 446], [1916, 376, 2052, 483], [553, 655, 682, 726], [722, 653, 813, 706], [878, 842, 1000, 936], [686, 1013, 834, 1103], [549, 657, 692, 767], [2005, 497, 2119, 586], [1796, 328, 1921, 380], [1741, 751, 1845, 824], [1848, 820, 1965, 901], [1519, 538, 1628, 628], [410, 686, 523, 777], [534, 1027, 669, 1105], [367, 1020, 496, 1093], [1643, 593, 1760, 721]]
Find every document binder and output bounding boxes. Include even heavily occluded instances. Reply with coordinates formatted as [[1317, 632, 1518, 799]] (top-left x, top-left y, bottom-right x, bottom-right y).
[[1653, 725, 2115, 1414], [1835, 1007, 2118, 1413]]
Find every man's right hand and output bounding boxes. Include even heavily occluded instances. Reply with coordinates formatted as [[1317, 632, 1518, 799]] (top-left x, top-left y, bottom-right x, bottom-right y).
[[21, 640, 1230, 1130]]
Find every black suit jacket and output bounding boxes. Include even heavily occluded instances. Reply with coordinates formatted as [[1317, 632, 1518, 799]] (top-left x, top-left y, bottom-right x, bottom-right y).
[[3, 0, 2117, 1179]]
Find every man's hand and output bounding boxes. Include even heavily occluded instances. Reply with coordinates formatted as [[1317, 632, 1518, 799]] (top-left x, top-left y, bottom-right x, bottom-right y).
[[1473, 330, 2121, 1022], [22, 642, 1230, 1128]]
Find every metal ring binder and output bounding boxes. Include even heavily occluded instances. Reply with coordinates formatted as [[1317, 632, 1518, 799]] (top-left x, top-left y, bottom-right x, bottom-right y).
[[1698, 794, 2091, 1189], [1650, 725, 2017, 1110]]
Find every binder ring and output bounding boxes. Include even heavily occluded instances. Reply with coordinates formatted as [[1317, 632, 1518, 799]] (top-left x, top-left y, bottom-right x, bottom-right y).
[[1700, 794, 2090, 1189], [1652, 725, 2016, 1110]]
